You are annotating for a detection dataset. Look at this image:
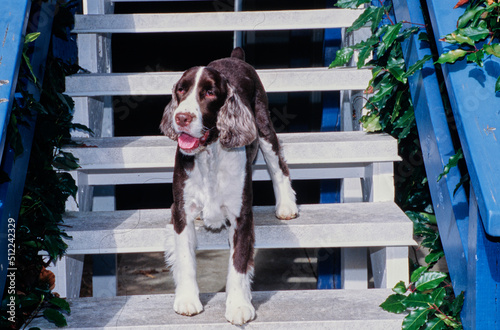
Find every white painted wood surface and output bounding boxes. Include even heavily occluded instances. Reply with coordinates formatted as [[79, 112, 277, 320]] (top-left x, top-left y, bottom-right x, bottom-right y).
[[65, 68, 372, 97], [73, 9, 363, 33]]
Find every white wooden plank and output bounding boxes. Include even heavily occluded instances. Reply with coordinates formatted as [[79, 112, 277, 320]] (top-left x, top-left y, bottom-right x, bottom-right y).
[[73, 9, 363, 34], [28, 289, 404, 329], [64, 132, 400, 170], [60, 202, 415, 255], [64, 68, 372, 97]]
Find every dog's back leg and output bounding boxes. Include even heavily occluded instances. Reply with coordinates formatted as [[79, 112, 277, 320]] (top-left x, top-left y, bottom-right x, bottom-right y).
[[254, 86, 298, 220]]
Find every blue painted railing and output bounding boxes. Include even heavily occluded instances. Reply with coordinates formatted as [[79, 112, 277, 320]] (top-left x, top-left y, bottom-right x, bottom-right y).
[[394, 0, 500, 328], [0, 0, 56, 298]]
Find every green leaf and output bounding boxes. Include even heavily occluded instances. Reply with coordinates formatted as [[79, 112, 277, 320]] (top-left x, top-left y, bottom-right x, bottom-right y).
[[457, 7, 485, 28], [418, 32, 429, 42], [437, 148, 463, 182], [442, 32, 475, 46], [43, 308, 68, 327], [431, 287, 447, 307], [467, 50, 484, 67], [392, 280, 407, 294], [335, 0, 371, 9], [25, 32, 41, 44], [496, 75, 500, 93], [49, 297, 70, 313], [415, 272, 447, 292], [426, 317, 447, 330], [387, 57, 406, 83], [484, 44, 500, 58], [425, 250, 445, 264], [377, 22, 403, 57], [459, 24, 490, 42], [436, 49, 468, 64], [380, 294, 407, 314], [436, 313, 462, 328], [402, 308, 430, 330], [360, 113, 382, 132], [329, 47, 354, 68], [403, 55, 433, 79], [23, 53, 37, 84], [411, 266, 430, 283], [357, 46, 372, 69], [404, 292, 433, 308], [347, 7, 385, 33], [450, 292, 465, 316], [20, 293, 41, 308]]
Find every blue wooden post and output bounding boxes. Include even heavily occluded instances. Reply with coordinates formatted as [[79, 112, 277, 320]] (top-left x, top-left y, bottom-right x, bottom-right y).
[[317, 0, 342, 290], [464, 189, 500, 329]]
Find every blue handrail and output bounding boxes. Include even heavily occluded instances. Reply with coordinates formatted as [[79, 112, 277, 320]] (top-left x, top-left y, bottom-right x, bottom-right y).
[[394, 0, 500, 328]]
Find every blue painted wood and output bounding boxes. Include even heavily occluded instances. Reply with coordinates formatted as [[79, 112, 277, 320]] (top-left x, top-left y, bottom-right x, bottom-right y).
[[426, 0, 500, 237], [464, 189, 500, 329], [0, 0, 56, 299], [317, 0, 342, 290], [393, 0, 469, 294], [0, 0, 32, 300], [0, 0, 31, 162]]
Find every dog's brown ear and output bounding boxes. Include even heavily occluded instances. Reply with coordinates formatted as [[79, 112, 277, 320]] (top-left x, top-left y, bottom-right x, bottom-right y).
[[217, 84, 257, 149], [160, 87, 179, 140]]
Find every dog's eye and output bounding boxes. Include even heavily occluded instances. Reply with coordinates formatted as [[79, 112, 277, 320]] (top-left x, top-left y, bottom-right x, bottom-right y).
[[178, 87, 185, 94], [205, 90, 215, 98]]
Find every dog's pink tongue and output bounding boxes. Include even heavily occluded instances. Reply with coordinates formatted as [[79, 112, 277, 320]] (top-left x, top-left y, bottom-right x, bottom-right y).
[[178, 133, 200, 150]]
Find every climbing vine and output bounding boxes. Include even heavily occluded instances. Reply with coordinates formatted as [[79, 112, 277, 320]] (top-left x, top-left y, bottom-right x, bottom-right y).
[[0, 1, 83, 328], [328, 0, 500, 328]]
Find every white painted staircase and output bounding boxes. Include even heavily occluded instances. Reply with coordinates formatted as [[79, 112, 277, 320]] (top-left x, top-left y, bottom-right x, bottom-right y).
[[31, 1, 414, 328]]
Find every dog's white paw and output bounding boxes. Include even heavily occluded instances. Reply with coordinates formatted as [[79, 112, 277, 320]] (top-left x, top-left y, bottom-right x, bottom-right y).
[[225, 302, 255, 325], [174, 294, 203, 316], [276, 200, 298, 220]]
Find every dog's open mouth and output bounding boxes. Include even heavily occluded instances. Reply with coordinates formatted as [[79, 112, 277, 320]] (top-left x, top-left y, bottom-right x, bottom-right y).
[[178, 131, 210, 152]]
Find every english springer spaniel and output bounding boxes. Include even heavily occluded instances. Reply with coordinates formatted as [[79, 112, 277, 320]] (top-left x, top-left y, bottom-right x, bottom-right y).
[[160, 48, 298, 325]]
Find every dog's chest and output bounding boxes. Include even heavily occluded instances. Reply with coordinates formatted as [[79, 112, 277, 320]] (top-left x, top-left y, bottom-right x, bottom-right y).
[[183, 143, 247, 225]]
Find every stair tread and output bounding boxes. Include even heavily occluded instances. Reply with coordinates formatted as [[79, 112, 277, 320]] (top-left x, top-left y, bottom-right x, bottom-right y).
[[62, 202, 415, 254], [29, 289, 404, 329], [73, 9, 363, 34], [65, 68, 372, 96], [66, 132, 400, 170]]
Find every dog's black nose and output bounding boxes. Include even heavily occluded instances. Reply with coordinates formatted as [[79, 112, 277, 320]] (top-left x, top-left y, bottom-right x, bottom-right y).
[[175, 112, 193, 127]]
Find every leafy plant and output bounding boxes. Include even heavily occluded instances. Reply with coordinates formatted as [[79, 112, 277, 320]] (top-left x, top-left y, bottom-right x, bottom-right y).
[[1, 1, 84, 328], [381, 211, 464, 329], [331, 0, 432, 212], [331, 0, 469, 328], [437, 0, 500, 93]]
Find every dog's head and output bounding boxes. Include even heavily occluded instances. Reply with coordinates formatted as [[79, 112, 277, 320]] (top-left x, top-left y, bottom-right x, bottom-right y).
[[160, 66, 258, 155]]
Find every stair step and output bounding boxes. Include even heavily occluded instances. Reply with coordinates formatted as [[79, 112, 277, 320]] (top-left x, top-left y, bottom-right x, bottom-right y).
[[73, 9, 362, 34], [65, 68, 372, 97], [62, 202, 414, 254], [65, 132, 399, 185], [29, 289, 404, 329]]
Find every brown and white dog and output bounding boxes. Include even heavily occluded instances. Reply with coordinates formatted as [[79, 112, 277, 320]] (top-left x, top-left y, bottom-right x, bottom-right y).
[[160, 48, 298, 325]]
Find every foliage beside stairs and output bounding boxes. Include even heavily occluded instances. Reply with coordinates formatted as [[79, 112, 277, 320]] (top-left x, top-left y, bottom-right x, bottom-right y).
[[0, 1, 83, 328]]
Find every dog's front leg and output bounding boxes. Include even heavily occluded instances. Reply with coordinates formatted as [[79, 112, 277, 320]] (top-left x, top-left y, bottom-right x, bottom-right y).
[[170, 206, 203, 316], [168, 152, 203, 317], [225, 179, 256, 325]]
